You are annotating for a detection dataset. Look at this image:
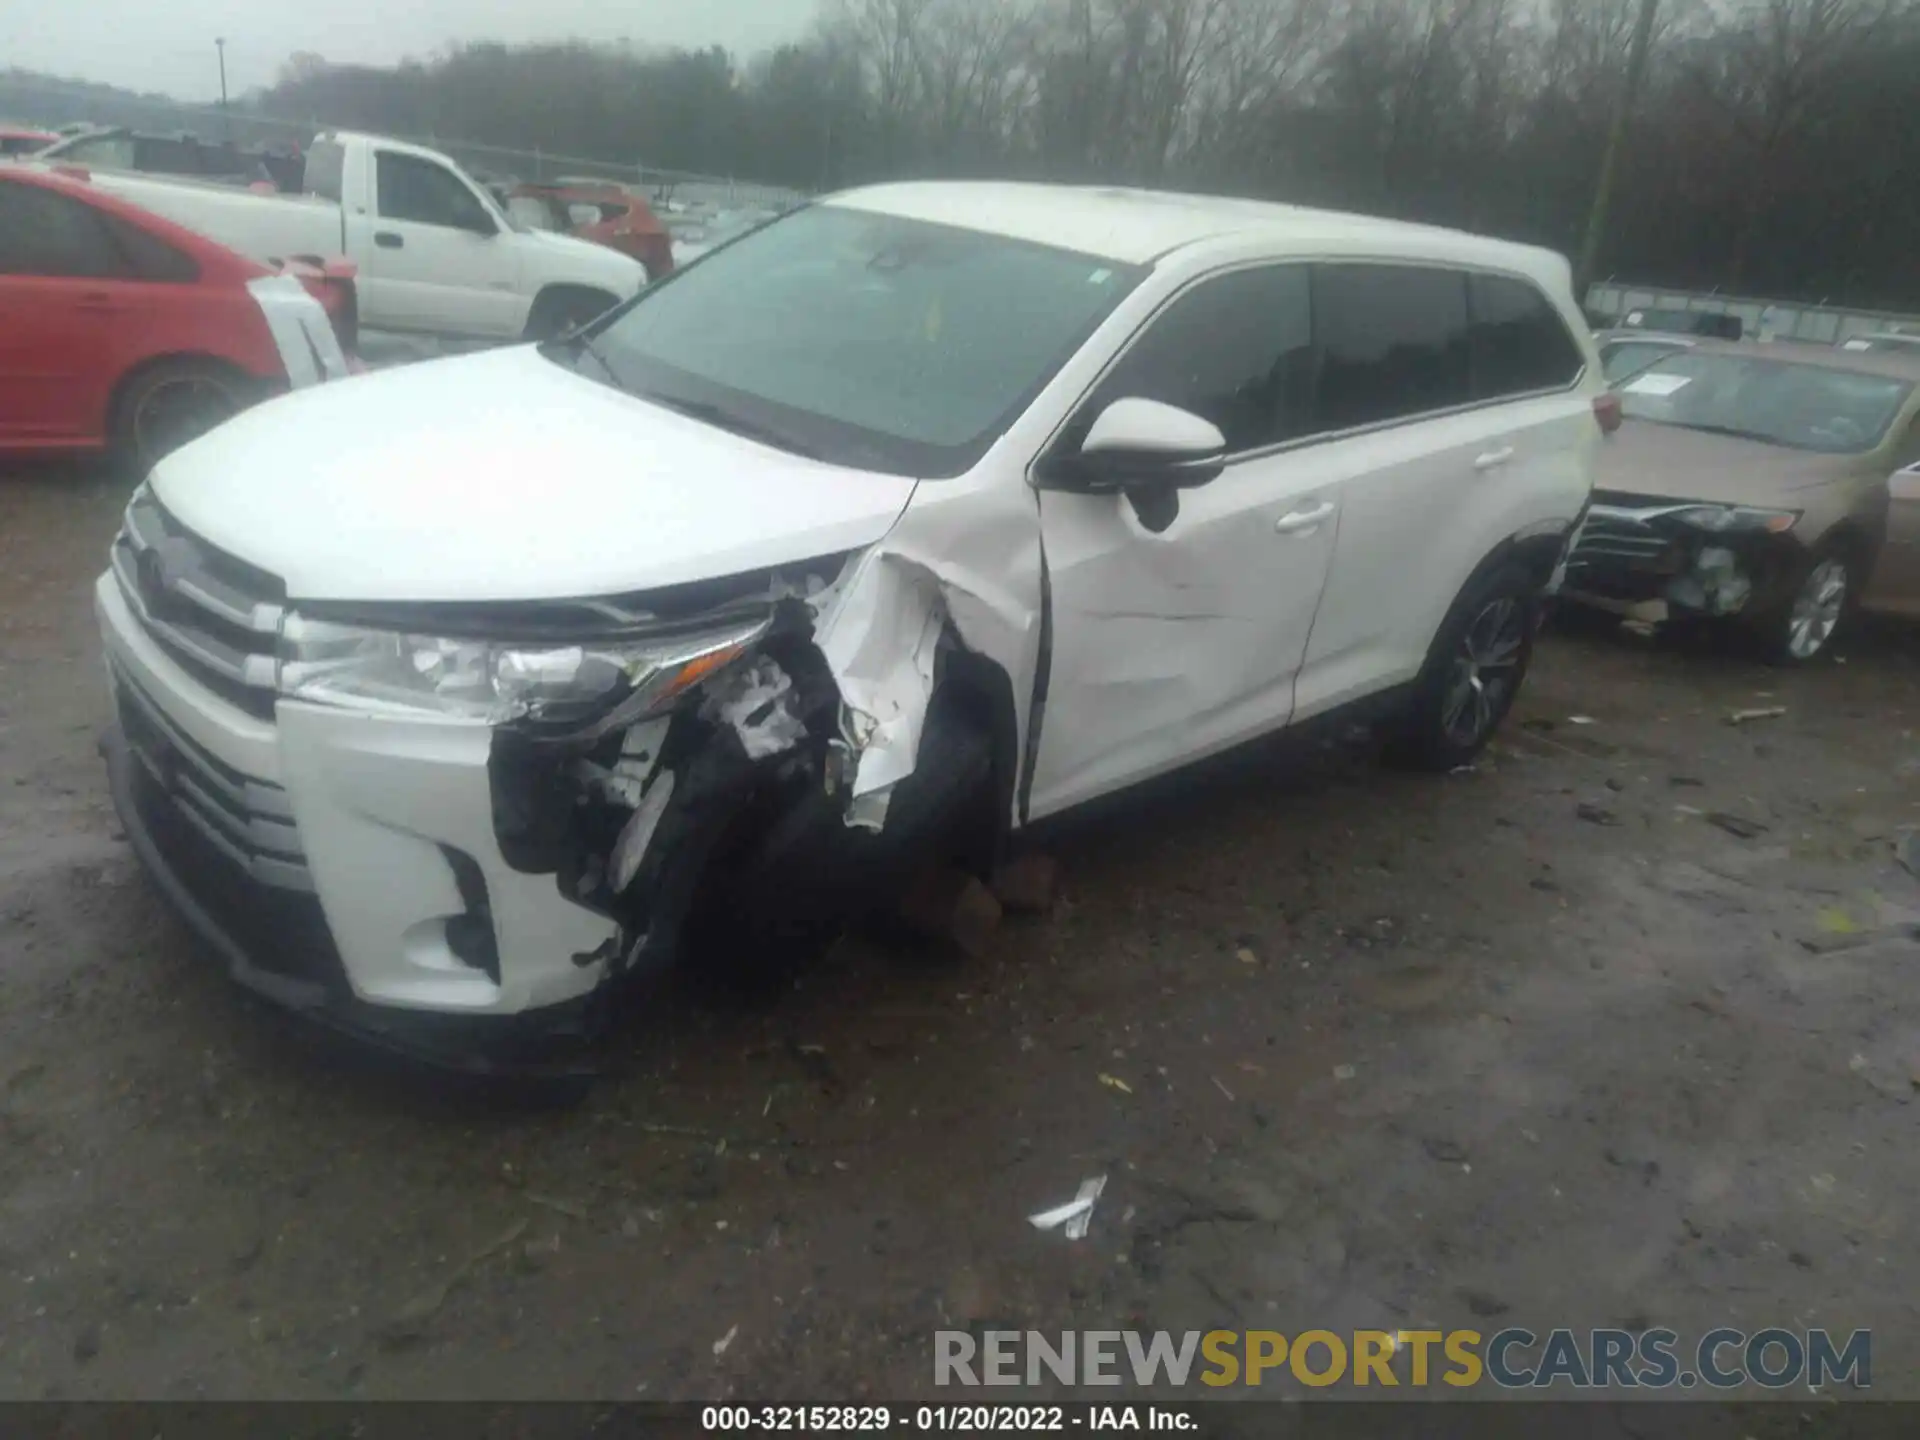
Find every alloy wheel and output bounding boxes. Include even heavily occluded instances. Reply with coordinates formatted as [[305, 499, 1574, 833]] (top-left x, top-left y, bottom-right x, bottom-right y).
[[1441, 596, 1527, 747], [1785, 558, 1848, 661]]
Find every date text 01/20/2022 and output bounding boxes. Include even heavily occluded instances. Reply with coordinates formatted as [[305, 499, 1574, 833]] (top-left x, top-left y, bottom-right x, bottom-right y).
[[700, 1406, 1196, 1431]]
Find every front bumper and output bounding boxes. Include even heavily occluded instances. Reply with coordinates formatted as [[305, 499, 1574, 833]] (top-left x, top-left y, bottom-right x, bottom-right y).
[[96, 573, 620, 1072], [1560, 502, 1803, 619]]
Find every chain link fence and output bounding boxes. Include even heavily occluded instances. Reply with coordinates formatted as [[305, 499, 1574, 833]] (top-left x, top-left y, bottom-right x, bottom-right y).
[[0, 72, 804, 212], [1586, 281, 1920, 345]]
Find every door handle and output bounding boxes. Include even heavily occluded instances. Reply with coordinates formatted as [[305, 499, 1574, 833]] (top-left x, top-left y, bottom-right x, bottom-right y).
[[1474, 446, 1516, 471], [1274, 500, 1336, 534], [75, 290, 123, 311], [374, 231, 404, 249]]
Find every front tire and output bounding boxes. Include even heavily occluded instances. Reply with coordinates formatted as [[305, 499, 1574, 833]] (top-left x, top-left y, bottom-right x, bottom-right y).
[[1752, 543, 1853, 664], [1386, 561, 1539, 771]]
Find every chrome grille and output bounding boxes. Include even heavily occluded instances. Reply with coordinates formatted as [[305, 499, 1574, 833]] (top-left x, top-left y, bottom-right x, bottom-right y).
[[114, 662, 312, 892], [1570, 509, 1674, 564], [110, 489, 284, 718]]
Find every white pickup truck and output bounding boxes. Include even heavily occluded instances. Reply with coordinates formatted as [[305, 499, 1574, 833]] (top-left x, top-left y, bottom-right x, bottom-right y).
[[50, 130, 646, 341]]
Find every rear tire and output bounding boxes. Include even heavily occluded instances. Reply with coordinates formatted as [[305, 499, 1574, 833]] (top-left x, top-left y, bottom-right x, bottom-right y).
[[1385, 561, 1539, 772], [108, 358, 249, 473]]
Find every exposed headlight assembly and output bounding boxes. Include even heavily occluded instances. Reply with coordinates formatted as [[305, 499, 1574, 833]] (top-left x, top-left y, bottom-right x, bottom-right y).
[[277, 612, 771, 733], [1668, 505, 1799, 534]]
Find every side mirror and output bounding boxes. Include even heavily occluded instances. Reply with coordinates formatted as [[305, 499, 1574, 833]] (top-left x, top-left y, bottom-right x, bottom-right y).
[[1061, 397, 1229, 493]]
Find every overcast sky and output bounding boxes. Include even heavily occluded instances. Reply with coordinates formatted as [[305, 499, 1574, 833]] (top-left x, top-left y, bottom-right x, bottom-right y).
[[5, 0, 820, 100]]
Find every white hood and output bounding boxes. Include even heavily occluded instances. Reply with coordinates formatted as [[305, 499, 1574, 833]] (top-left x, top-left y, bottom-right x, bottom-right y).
[[150, 346, 920, 603]]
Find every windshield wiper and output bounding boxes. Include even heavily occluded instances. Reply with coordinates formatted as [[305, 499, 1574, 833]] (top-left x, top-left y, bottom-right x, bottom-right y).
[[641, 392, 821, 460], [1673, 422, 1788, 448], [540, 330, 622, 387]]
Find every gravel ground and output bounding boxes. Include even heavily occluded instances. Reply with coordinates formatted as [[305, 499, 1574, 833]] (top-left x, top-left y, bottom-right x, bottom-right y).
[[3, 458, 1919, 1404]]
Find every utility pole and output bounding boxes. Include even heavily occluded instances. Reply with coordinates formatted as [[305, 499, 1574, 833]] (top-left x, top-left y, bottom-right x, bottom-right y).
[[1576, 0, 1660, 299], [215, 37, 230, 137]]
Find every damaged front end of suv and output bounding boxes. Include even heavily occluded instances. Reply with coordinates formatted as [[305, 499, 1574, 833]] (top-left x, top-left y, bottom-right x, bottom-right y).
[[277, 545, 1004, 1062]]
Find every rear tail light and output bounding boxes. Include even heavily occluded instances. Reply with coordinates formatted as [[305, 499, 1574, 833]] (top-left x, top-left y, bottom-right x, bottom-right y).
[[283, 257, 360, 358], [1593, 392, 1623, 435]]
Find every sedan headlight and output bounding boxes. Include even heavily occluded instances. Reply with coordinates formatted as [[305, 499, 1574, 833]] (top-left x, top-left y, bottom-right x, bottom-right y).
[[1669, 505, 1799, 535], [277, 612, 771, 731]]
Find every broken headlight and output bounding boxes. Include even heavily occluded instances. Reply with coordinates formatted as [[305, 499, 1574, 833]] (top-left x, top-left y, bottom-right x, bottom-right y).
[[1669, 505, 1799, 535], [276, 612, 771, 729]]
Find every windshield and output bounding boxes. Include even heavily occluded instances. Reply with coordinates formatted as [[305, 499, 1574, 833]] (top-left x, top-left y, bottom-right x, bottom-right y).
[[568, 204, 1142, 476], [1840, 335, 1920, 354], [1616, 352, 1913, 454]]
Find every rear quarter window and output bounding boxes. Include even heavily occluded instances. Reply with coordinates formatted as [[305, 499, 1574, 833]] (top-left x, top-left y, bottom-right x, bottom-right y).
[[1469, 273, 1585, 399], [304, 142, 346, 202]]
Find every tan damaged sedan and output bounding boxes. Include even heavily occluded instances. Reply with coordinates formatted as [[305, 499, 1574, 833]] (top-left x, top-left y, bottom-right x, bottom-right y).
[[1561, 341, 1920, 660]]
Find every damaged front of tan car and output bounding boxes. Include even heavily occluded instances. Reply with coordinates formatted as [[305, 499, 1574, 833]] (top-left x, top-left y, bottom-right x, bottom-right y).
[[1562, 493, 1807, 619]]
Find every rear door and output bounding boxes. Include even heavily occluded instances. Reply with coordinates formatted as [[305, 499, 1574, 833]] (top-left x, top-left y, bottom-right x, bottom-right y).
[[1291, 265, 1590, 720], [0, 179, 136, 447], [1028, 263, 1341, 818], [356, 149, 521, 338]]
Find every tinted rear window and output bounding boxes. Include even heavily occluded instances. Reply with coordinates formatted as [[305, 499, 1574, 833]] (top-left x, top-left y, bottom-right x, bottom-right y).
[[1469, 273, 1585, 398], [1313, 264, 1472, 431], [105, 214, 199, 282]]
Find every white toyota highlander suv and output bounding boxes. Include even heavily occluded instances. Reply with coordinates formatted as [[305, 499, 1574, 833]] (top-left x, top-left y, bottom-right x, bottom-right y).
[[95, 182, 1607, 1071]]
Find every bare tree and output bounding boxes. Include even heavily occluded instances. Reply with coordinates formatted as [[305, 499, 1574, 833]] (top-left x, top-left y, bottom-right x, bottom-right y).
[[182, 0, 1920, 306]]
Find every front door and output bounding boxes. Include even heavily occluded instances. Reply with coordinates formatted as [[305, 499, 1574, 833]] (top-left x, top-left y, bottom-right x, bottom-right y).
[[0, 178, 127, 447], [356, 150, 520, 338], [1027, 263, 1340, 820]]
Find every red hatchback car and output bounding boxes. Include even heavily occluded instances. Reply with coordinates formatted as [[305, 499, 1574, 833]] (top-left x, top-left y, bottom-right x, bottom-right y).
[[0, 167, 355, 469]]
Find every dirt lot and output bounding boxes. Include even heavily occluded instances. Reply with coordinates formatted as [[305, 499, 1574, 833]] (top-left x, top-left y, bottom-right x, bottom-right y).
[[3, 460, 1919, 1404]]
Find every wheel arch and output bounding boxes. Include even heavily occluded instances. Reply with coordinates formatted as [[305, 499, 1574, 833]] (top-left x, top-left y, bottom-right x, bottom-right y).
[[1816, 515, 1883, 576], [928, 633, 1023, 868], [105, 352, 266, 456], [523, 283, 621, 340], [1414, 520, 1570, 664]]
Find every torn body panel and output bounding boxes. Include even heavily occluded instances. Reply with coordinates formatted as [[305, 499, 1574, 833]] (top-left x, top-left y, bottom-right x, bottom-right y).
[[776, 448, 1051, 844], [483, 483, 1044, 994]]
